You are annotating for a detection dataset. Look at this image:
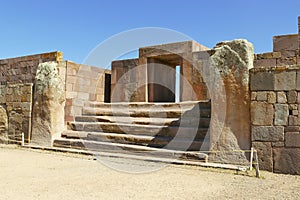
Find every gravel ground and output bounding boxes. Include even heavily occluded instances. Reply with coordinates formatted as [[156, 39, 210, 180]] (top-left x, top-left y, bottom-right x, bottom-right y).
[[0, 145, 299, 200]]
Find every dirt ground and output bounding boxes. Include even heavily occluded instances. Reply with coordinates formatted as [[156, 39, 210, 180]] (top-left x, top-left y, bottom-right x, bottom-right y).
[[0, 145, 299, 200]]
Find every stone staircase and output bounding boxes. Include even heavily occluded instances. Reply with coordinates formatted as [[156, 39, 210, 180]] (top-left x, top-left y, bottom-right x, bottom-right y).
[[53, 101, 211, 162]]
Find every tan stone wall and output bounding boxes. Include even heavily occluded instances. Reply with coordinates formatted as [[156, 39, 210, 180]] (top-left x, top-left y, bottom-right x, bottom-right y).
[[0, 83, 33, 143], [64, 61, 109, 121], [0, 52, 63, 84], [250, 66, 300, 174]]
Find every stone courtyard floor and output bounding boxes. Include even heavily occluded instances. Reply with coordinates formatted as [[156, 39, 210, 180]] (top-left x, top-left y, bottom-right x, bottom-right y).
[[0, 144, 299, 200]]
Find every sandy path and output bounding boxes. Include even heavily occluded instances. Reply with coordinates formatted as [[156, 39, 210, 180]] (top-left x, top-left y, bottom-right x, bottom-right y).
[[0, 145, 299, 200]]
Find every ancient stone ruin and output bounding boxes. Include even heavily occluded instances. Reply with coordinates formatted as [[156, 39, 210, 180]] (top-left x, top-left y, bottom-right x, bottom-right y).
[[0, 17, 300, 175]]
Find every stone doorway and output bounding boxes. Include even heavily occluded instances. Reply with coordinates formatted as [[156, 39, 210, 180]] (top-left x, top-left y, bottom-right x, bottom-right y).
[[147, 57, 180, 102]]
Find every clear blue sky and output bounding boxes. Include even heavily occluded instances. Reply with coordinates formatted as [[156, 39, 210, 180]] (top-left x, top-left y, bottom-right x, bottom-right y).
[[0, 0, 299, 63]]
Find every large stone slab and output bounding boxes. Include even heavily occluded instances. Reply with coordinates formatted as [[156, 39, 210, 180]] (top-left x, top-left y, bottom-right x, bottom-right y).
[[209, 39, 253, 163], [250, 71, 274, 91], [273, 148, 300, 174], [274, 104, 289, 125], [31, 62, 65, 146], [251, 102, 274, 125], [252, 142, 273, 171], [274, 71, 296, 91], [251, 126, 284, 142]]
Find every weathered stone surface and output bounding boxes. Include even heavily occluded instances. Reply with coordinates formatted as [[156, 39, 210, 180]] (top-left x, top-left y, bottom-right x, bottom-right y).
[[274, 104, 289, 125], [285, 132, 300, 147], [208, 39, 253, 163], [287, 90, 297, 103], [251, 102, 274, 125], [251, 92, 257, 101], [274, 71, 296, 91], [273, 34, 299, 52], [285, 126, 300, 132], [251, 126, 284, 142], [273, 148, 300, 174], [253, 58, 276, 68], [252, 142, 273, 171], [31, 62, 65, 146], [277, 92, 287, 103], [0, 106, 8, 143], [272, 142, 284, 147], [250, 71, 274, 91], [297, 71, 300, 90], [267, 92, 276, 103], [256, 92, 267, 101], [297, 92, 300, 103], [288, 115, 300, 126]]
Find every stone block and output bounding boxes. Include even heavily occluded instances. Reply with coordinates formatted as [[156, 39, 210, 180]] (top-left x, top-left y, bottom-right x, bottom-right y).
[[250, 71, 274, 91], [253, 58, 276, 68], [273, 34, 299, 52], [274, 71, 296, 91], [285, 132, 300, 147], [256, 91, 267, 101], [297, 92, 300, 103], [251, 126, 284, 142], [292, 110, 299, 116], [267, 92, 276, 103], [251, 102, 274, 125], [288, 115, 300, 126], [272, 142, 284, 147], [289, 104, 298, 110], [274, 104, 289, 125], [276, 57, 297, 66], [252, 142, 273, 171], [287, 90, 297, 103], [285, 126, 300, 132], [273, 148, 300, 174]]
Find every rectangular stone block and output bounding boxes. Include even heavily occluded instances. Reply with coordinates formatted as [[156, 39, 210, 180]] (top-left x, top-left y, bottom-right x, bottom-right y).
[[285, 132, 300, 147], [273, 148, 300, 174], [253, 58, 276, 68], [287, 90, 297, 103], [276, 57, 297, 66], [274, 71, 296, 91], [251, 126, 284, 142], [272, 142, 284, 147], [288, 116, 300, 126], [274, 104, 289, 125], [256, 91, 267, 101], [285, 126, 300, 132], [250, 71, 274, 91], [277, 92, 287, 103], [251, 102, 274, 125], [273, 34, 299, 52], [267, 92, 276, 103], [252, 142, 273, 171]]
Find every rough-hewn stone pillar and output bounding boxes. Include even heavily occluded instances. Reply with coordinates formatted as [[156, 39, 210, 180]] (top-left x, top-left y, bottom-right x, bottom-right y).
[[31, 62, 65, 146], [209, 39, 254, 163]]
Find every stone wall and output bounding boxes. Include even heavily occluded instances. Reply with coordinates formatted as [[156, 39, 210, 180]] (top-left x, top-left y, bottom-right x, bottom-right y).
[[250, 66, 300, 174], [0, 83, 33, 143], [0, 52, 63, 85], [64, 61, 110, 121]]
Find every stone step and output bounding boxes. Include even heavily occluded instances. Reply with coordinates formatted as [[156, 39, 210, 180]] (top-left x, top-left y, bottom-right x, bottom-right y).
[[61, 130, 209, 151], [74, 116, 210, 128], [84, 100, 211, 110], [82, 107, 211, 118], [53, 138, 208, 161], [68, 122, 209, 139]]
